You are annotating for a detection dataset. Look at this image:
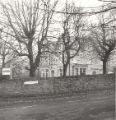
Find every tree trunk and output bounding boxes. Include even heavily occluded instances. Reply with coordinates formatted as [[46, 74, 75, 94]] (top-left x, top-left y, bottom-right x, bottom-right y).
[[2, 57, 5, 68], [28, 50, 41, 77], [29, 65, 36, 77], [62, 52, 69, 77], [103, 60, 107, 75], [63, 64, 66, 77], [63, 62, 68, 77], [29, 56, 36, 77], [28, 55, 41, 77]]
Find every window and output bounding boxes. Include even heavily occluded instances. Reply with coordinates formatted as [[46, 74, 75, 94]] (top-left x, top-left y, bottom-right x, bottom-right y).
[[39, 71, 41, 78], [72, 66, 75, 76], [42, 72, 45, 78], [92, 71, 96, 75], [80, 68, 86, 75], [46, 69, 49, 78], [83, 68, 86, 75], [51, 70, 54, 77], [76, 68, 78, 76], [59, 69, 63, 77]]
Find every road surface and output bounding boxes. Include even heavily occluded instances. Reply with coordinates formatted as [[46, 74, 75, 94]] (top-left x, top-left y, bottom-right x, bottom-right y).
[[0, 95, 115, 120]]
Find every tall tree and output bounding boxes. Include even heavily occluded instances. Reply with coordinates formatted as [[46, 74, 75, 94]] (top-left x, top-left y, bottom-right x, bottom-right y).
[[56, 3, 85, 77], [90, 12, 116, 74], [1, 0, 58, 77], [0, 28, 17, 68]]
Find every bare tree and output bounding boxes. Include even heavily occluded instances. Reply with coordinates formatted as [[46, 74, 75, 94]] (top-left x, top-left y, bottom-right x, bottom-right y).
[[0, 41, 16, 68], [0, 29, 17, 68], [99, 0, 116, 3], [90, 13, 116, 74], [1, 0, 58, 77], [56, 3, 85, 77], [93, 0, 116, 14]]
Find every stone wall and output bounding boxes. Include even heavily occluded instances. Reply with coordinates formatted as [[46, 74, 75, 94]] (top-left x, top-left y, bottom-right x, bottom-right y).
[[51, 74, 115, 93], [0, 74, 115, 95]]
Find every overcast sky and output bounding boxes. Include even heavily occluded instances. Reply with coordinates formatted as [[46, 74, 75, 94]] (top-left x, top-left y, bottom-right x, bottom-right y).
[[1, 0, 103, 7], [67, 0, 103, 7]]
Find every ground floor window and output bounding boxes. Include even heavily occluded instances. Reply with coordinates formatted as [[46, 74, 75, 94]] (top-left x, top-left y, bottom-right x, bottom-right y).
[[72, 66, 75, 76], [39, 71, 41, 77], [92, 71, 96, 75], [80, 68, 86, 75], [76, 68, 78, 76], [41, 69, 47, 78], [46, 69, 49, 78], [51, 70, 54, 77], [42, 72, 45, 78], [59, 69, 63, 77]]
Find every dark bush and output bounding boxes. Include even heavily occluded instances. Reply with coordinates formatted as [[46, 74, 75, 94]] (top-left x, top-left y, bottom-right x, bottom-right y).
[[0, 75, 10, 81]]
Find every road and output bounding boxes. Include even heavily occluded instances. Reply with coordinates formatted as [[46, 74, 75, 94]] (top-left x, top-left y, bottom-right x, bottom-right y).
[[0, 95, 115, 120]]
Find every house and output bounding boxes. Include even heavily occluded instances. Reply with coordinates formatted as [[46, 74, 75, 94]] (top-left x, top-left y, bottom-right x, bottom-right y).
[[37, 41, 115, 77], [37, 50, 103, 78], [0, 40, 115, 78]]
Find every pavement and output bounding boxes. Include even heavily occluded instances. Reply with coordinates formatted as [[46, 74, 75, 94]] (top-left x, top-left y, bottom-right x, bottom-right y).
[[0, 95, 115, 120]]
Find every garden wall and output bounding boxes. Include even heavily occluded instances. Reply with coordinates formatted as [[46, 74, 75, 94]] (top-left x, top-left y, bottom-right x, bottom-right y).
[[0, 74, 115, 95]]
